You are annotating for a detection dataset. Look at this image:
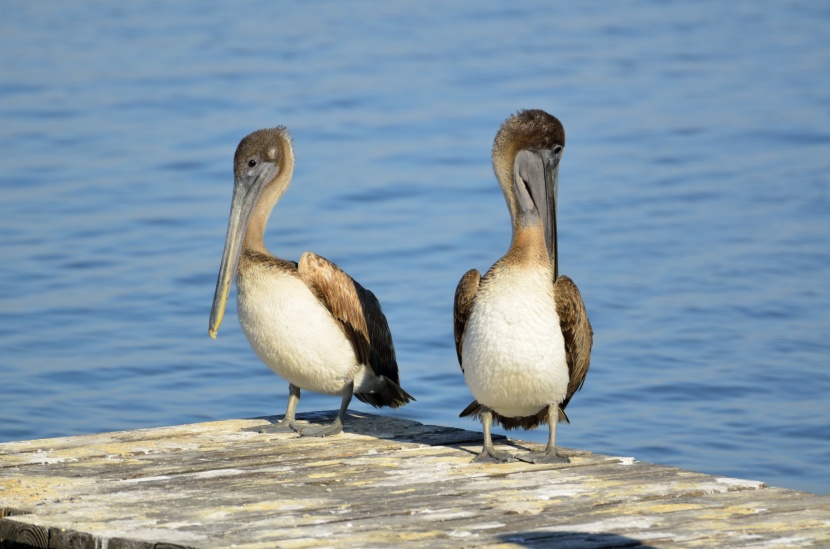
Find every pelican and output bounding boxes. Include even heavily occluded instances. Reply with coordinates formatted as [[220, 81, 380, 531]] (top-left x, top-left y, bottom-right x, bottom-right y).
[[209, 127, 413, 437], [454, 110, 592, 463]]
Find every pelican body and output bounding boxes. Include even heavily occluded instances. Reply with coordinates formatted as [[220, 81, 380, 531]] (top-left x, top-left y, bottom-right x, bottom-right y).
[[209, 127, 413, 437], [454, 110, 592, 463]]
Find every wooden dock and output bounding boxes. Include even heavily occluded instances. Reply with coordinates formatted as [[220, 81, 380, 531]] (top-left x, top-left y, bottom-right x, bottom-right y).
[[2, 411, 829, 548]]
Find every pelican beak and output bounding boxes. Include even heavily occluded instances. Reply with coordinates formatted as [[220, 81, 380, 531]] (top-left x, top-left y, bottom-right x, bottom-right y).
[[208, 163, 278, 338], [541, 147, 561, 279], [513, 147, 562, 277]]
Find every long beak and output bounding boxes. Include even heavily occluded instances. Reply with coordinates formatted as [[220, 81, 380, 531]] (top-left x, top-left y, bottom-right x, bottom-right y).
[[513, 148, 560, 277], [518, 149, 560, 278], [543, 155, 560, 280], [208, 167, 275, 338]]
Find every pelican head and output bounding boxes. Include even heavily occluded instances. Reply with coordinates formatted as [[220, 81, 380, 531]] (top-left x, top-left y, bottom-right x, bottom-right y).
[[209, 127, 295, 339], [492, 109, 565, 277]]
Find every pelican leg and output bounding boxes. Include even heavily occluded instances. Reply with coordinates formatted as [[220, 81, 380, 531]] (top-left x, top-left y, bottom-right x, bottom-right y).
[[517, 404, 570, 464], [277, 383, 301, 431], [472, 408, 515, 463], [299, 382, 352, 437], [244, 384, 301, 434]]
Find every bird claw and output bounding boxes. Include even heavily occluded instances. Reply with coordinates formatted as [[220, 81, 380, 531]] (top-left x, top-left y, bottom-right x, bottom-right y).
[[298, 420, 343, 438], [516, 451, 570, 464], [243, 419, 299, 434], [472, 449, 516, 463]]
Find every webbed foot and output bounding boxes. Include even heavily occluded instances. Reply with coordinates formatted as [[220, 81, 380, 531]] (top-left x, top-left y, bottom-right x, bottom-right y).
[[516, 451, 570, 464], [472, 448, 516, 463], [243, 418, 299, 434], [298, 418, 343, 438]]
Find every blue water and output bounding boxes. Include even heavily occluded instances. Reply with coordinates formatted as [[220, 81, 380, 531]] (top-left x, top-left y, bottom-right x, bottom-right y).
[[1, 1, 829, 495]]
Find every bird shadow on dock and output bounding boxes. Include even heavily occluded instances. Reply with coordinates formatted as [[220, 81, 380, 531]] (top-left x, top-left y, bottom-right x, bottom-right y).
[[499, 531, 656, 549], [247, 409, 525, 458]]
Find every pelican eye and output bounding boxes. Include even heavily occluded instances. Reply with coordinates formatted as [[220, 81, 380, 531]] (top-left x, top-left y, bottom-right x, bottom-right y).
[[248, 159, 257, 168], [553, 145, 563, 154]]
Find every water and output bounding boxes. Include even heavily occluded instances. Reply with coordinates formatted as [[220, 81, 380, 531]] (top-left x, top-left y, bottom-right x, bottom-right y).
[[1, 1, 828, 495]]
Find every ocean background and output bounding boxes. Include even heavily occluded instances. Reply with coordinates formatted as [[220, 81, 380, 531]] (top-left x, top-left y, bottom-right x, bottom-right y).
[[1, 1, 828, 495]]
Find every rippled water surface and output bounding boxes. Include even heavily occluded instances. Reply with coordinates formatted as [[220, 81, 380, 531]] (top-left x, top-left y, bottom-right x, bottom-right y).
[[2, 2, 829, 494]]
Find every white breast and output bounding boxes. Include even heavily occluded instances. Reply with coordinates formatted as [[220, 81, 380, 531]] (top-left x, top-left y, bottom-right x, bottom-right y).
[[236, 266, 363, 395], [462, 267, 568, 418]]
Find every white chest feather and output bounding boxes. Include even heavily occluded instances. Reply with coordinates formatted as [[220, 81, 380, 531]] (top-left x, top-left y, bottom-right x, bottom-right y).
[[236, 267, 360, 395], [462, 267, 568, 417]]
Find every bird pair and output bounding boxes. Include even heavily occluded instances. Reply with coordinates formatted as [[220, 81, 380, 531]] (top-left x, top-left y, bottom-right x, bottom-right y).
[[209, 109, 592, 463]]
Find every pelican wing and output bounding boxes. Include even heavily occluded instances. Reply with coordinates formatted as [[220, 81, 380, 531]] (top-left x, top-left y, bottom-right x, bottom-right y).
[[554, 275, 593, 414], [453, 269, 481, 370], [298, 252, 400, 384]]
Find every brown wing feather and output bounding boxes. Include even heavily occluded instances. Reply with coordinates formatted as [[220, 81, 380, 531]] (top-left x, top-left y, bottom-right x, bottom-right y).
[[453, 269, 481, 370], [554, 275, 593, 415], [298, 252, 400, 384]]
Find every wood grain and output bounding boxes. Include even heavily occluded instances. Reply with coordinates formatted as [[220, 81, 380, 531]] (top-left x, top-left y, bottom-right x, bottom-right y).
[[1, 411, 829, 548]]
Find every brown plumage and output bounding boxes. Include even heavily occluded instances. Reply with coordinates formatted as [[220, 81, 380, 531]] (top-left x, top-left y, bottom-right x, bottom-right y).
[[453, 269, 480, 365], [296, 252, 405, 407]]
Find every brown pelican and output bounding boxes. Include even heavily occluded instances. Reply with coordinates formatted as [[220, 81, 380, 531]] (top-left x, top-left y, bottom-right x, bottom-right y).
[[209, 127, 413, 437], [454, 110, 592, 463]]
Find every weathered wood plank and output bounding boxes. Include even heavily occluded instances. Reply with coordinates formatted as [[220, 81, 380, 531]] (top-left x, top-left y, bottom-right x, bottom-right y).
[[2, 411, 829, 548]]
